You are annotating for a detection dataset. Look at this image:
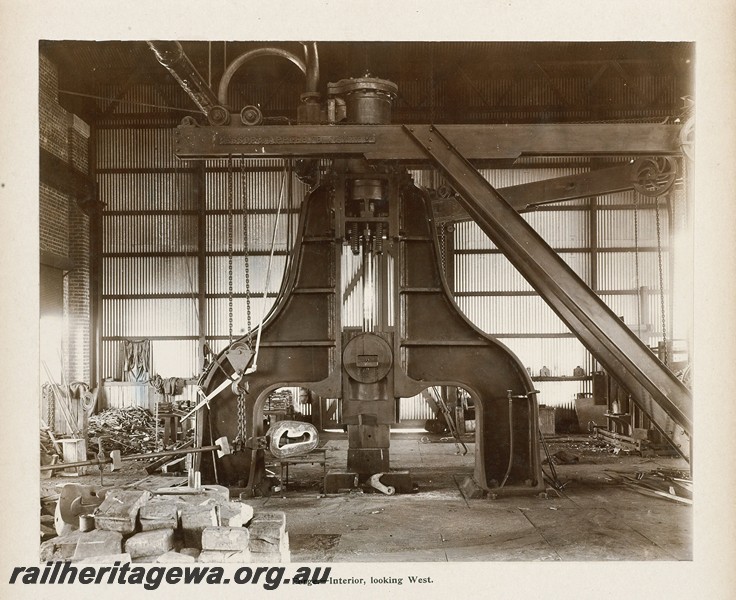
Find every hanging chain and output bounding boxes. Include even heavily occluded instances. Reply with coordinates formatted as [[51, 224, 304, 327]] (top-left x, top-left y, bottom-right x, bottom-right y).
[[227, 155, 234, 344], [45, 384, 55, 430], [234, 389, 247, 451], [241, 156, 252, 343], [438, 223, 447, 275], [655, 195, 668, 364], [633, 193, 642, 333]]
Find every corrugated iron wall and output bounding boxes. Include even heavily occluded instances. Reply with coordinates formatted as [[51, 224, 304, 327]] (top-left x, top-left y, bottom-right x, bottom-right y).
[[444, 166, 675, 407], [97, 95, 304, 380]]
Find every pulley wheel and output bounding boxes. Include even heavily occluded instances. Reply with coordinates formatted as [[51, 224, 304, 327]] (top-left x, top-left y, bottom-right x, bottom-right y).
[[240, 105, 263, 126], [632, 156, 677, 197]]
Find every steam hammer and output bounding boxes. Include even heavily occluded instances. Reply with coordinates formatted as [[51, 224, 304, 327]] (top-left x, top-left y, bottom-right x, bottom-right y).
[[40, 437, 231, 474]]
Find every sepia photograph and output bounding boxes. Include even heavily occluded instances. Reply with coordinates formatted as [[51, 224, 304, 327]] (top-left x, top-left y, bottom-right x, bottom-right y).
[[36, 39, 693, 563], [1, 2, 735, 598]]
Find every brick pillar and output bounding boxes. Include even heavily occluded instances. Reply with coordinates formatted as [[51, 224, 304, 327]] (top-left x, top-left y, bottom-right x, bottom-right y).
[[67, 201, 91, 382], [39, 52, 92, 386]]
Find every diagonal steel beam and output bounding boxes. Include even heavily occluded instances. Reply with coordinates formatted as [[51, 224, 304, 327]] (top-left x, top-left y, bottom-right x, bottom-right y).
[[432, 163, 636, 224], [403, 124, 691, 459]]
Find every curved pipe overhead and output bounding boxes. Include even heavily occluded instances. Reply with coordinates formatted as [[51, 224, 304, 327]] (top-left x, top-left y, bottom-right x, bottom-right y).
[[218, 47, 309, 107], [303, 42, 320, 93]]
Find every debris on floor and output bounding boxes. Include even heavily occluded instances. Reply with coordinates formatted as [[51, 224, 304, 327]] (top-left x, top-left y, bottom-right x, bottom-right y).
[[605, 468, 692, 505], [88, 407, 161, 455], [544, 449, 580, 465], [40, 483, 290, 563]]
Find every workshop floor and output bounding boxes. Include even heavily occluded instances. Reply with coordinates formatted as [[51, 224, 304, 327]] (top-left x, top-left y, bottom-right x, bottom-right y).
[[41, 433, 692, 562]]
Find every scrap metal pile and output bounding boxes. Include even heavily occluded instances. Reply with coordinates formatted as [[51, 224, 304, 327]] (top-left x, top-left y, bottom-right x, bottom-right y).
[[88, 407, 160, 455], [265, 389, 293, 412], [88, 406, 194, 457]]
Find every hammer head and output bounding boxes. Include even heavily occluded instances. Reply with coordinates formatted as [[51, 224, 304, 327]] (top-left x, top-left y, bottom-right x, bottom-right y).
[[109, 450, 122, 471], [215, 436, 231, 458]]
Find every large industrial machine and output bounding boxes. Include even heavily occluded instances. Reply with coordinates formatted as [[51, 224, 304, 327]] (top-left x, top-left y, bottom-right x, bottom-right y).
[[150, 41, 693, 497]]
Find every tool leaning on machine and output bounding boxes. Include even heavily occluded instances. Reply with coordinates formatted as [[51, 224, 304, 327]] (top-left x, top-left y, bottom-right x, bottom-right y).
[[41, 421, 319, 479], [427, 386, 468, 456], [40, 436, 233, 475]]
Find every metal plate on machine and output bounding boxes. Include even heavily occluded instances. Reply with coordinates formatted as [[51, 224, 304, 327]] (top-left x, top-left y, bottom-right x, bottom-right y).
[[343, 333, 392, 384], [215, 132, 376, 146]]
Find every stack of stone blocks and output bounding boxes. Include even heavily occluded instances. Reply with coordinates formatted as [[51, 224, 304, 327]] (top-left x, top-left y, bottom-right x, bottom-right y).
[[40, 485, 290, 563]]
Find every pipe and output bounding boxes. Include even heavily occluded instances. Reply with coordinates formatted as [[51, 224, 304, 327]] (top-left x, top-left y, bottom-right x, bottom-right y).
[[217, 47, 307, 106], [147, 41, 220, 115], [303, 42, 320, 93], [499, 391, 515, 488]]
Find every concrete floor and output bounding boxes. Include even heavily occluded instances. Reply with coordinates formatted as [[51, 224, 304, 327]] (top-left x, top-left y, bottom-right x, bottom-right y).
[[41, 433, 691, 562]]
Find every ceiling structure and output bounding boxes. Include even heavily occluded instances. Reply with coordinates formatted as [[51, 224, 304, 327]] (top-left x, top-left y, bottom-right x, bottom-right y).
[[41, 41, 693, 126]]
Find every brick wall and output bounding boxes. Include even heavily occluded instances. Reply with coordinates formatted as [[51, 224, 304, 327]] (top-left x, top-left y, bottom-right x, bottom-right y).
[[39, 51, 92, 386], [39, 183, 69, 257]]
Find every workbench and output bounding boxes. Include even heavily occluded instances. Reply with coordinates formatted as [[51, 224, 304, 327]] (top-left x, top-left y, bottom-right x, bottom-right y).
[[268, 448, 328, 492]]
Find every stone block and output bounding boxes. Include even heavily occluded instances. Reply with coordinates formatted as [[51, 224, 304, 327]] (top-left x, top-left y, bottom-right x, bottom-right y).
[[201, 526, 250, 551], [124, 528, 175, 559], [247, 521, 284, 553], [156, 551, 196, 563], [180, 504, 217, 547], [163, 485, 230, 506], [94, 489, 151, 534], [251, 535, 290, 564], [324, 470, 359, 494], [40, 531, 85, 561], [198, 550, 251, 563], [140, 501, 179, 531], [250, 510, 286, 528], [73, 530, 123, 560], [216, 501, 254, 527]]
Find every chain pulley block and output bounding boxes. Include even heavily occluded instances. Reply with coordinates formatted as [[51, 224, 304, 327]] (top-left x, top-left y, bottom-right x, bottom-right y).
[[632, 156, 677, 198]]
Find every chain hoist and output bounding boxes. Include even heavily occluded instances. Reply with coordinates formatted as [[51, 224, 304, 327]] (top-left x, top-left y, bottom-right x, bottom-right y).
[[655, 194, 668, 364], [233, 386, 248, 452], [241, 155, 252, 342], [227, 154, 234, 344], [438, 223, 447, 276]]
